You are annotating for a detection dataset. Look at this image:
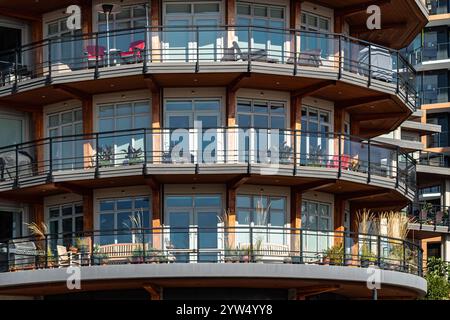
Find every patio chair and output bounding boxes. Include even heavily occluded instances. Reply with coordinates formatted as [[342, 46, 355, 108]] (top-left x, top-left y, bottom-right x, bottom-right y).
[[287, 49, 323, 67], [436, 211, 444, 226], [84, 45, 106, 68], [120, 40, 146, 63], [231, 41, 278, 63], [57, 245, 80, 267], [327, 154, 352, 170]]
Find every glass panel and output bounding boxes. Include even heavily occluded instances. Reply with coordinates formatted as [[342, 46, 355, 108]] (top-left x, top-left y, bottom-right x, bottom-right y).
[[270, 211, 284, 227], [166, 196, 192, 207], [116, 104, 132, 116], [194, 3, 220, 13], [100, 200, 114, 211], [117, 199, 132, 210], [197, 211, 218, 262], [166, 101, 192, 112], [166, 3, 191, 14], [237, 100, 252, 113], [254, 6, 268, 17], [237, 4, 251, 15], [99, 105, 114, 117], [237, 195, 251, 208], [62, 205, 72, 216], [169, 211, 190, 263], [49, 208, 60, 218], [195, 196, 221, 207], [48, 114, 59, 127]]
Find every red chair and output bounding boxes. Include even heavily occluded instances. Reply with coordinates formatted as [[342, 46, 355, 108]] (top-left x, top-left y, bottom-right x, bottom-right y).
[[85, 45, 106, 67], [120, 40, 146, 63], [328, 154, 351, 170]]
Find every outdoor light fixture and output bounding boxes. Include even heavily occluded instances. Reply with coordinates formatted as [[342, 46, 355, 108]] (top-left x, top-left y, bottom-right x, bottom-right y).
[[95, 3, 122, 66]]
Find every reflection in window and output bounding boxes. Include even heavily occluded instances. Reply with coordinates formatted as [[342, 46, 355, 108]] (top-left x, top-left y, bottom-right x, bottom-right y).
[[48, 203, 83, 248], [99, 196, 151, 244]]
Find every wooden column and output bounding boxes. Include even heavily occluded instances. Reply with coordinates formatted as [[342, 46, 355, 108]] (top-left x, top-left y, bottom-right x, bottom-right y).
[[151, 0, 161, 62], [291, 94, 302, 167], [226, 88, 237, 163], [30, 203, 44, 227], [152, 88, 161, 163], [349, 203, 359, 266], [31, 19, 43, 78], [83, 191, 94, 231], [82, 98, 94, 169], [334, 195, 345, 246], [225, 0, 236, 49], [226, 88, 236, 127], [290, 0, 301, 63], [81, 0, 93, 34], [290, 188, 302, 253], [350, 118, 360, 136], [334, 107, 344, 157], [32, 110, 44, 174], [152, 186, 162, 249], [226, 186, 237, 250]]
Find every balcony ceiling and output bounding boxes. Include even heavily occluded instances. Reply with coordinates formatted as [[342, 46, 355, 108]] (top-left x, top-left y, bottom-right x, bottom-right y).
[[0, 0, 427, 50], [311, 0, 428, 49]]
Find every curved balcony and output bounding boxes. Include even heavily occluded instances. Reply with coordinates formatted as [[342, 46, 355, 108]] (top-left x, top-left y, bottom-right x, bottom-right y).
[[0, 26, 417, 111], [0, 128, 416, 198], [0, 227, 424, 297]]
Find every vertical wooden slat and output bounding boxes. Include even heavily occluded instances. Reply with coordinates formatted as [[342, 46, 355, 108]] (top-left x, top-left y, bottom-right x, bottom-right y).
[[290, 188, 302, 252], [334, 195, 345, 245], [226, 187, 236, 250], [32, 110, 44, 174], [152, 186, 162, 249], [152, 89, 161, 163], [151, 0, 161, 62], [83, 191, 94, 231], [334, 107, 344, 157], [30, 203, 44, 227], [349, 203, 359, 266], [225, 0, 236, 50], [81, 0, 93, 34], [31, 19, 43, 78], [82, 98, 94, 169]]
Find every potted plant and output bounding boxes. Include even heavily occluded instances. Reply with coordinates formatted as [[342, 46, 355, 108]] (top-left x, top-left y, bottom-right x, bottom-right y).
[[279, 141, 293, 165], [239, 245, 251, 263], [97, 145, 114, 167], [322, 243, 344, 266], [92, 244, 108, 265], [253, 238, 264, 263], [360, 244, 377, 268], [122, 145, 143, 166]]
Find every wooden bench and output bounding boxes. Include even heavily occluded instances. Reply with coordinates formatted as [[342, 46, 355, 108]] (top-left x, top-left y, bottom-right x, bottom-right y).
[[238, 242, 290, 262]]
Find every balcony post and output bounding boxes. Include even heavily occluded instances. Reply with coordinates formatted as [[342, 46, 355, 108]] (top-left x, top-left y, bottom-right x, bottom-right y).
[[367, 139, 371, 184], [396, 53, 400, 94], [94, 34, 99, 79], [82, 98, 94, 169], [94, 133, 99, 178], [152, 185, 162, 250], [290, 187, 302, 260], [47, 136, 53, 182], [290, 94, 302, 170], [14, 144, 19, 188], [31, 20, 43, 79], [334, 195, 345, 247], [368, 44, 371, 87], [83, 191, 94, 232], [13, 48, 19, 91], [32, 110, 44, 175], [150, 0, 161, 63], [247, 26, 251, 72], [195, 26, 200, 72], [395, 147, 400, 188]]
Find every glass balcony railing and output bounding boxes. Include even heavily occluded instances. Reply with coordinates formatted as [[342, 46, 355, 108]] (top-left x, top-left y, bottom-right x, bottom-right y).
[[416, 151, 449, 167], [427, 130, 449, 148], [0, 25, 417, 109], [0, 226, 423, 276], [418, 86, 450, 104], [0, 127, 417, 192], [407, 41, 450, 65], [426, 0, 450, 14], [408, 202, 450, 228]]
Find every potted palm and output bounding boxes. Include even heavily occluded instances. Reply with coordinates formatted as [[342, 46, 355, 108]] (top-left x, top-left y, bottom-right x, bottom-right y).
[[322, 243, 344, 265]]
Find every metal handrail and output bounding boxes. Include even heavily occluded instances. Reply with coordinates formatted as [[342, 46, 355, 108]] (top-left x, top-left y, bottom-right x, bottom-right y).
[[0, 226, 423, 277]]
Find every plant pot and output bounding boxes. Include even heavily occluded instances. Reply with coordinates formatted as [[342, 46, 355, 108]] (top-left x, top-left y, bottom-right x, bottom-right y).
[[241, 255, 250, 263]]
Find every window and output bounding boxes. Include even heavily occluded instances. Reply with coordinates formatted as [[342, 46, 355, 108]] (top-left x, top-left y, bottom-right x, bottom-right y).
[[236, 193, 287, 246], [301, 200, 332, 260], [0, 116, 23, 147], [97, 101, 151, 166], [237, 99, 286, 129], [236, 194, 286, 226], [97, 4, 147, 52], [48, 203, 83, 247], [236, 2, 286, 61], [99, 196, 151, 244], [46, 17, 83, 69], [300, 11, 331, 58], [48, 108, 83, 170], [301, 105, 332, 165]]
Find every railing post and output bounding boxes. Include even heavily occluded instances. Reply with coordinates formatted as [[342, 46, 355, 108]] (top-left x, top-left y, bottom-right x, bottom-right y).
[[405, 154, 409, 195], [338, 133, 342, 178], [368, 44, 371, 87], [13, 144, 19, 189], [94, 34, 99, 79], [396, 147, 400, 188], [377, 235, 381, 267], [6, 240, 10, 271], [13, 48, 19, 92], [418, 248, 423, 276], [338, 35, 342, 79], [293, 31, 298, 76], [403, 242, 407, 272], [44, 234, 49, 269], [247, 26, 252, 72], [90, 231, 94, 266], [143, 26, 148, 74], [299, 228, 303, 264], [47, 137, 53, 183], [143, 129, 148, 174], [46, 39, 52, 84], [142, 227, 146, 263], [195, 26, 200, 73], [95, 133, 100, 178], [250, 224, 254, 262], [367, 139, 371, 184], [293, 130, 297, 175], [396, 52, 400, 94]]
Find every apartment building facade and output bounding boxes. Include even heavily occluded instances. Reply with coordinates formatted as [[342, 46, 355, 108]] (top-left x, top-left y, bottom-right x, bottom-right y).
[[0, 0, 428, 300]]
